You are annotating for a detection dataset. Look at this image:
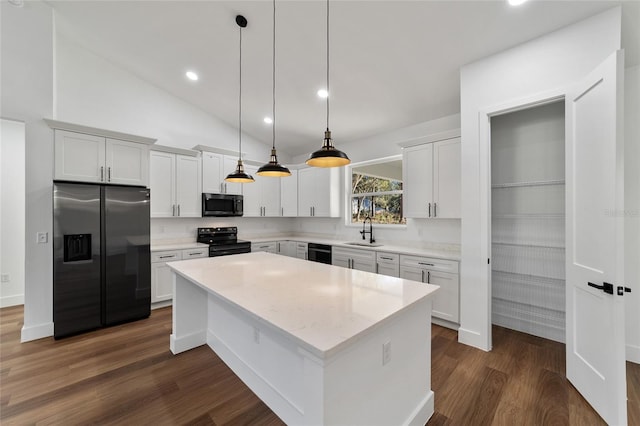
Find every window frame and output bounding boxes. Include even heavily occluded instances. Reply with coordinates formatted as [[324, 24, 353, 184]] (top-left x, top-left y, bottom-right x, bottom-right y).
[[344, 155, 406, 229]]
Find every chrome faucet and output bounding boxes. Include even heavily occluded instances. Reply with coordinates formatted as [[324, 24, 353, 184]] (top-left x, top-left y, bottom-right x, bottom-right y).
[[360, 216, 375, 244]]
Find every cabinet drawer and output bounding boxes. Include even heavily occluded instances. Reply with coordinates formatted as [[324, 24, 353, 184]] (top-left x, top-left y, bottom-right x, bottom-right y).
[[333, 247, 376, 262], [182, 248, 208, 259], [399, 255, 458, 274], [376, 252, 399, 264], [151, 250, 182, 263]]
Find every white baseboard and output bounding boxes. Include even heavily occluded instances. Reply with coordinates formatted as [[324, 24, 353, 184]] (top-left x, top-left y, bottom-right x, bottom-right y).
[[0, 294, 24, 308], [458, 326, 491, 351], [406, 390, 434, 426], [21, 321, 54, 342], [170, 330, 206, 354], [627, 343, 640, 364], [151, 300, 172, 310]]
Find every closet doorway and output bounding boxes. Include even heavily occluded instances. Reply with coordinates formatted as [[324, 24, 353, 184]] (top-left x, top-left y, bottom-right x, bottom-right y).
[[490, 101, 566, 343]]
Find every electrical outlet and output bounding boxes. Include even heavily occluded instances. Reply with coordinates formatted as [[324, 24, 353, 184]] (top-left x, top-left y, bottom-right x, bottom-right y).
[[253, 327, 260, 344], [37, 232, 48, 244], [1, 274, 9, 283], [382, 341, 391, 365]]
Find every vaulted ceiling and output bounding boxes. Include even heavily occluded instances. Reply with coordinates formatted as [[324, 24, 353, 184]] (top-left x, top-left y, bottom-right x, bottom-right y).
[[50, 1, 639, 156]]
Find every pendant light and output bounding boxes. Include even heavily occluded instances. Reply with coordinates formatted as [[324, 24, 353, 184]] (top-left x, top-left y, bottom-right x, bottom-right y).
[[226, 15, 255, 183], [306, 0, 350, 168], [257, 0, 291, 177]]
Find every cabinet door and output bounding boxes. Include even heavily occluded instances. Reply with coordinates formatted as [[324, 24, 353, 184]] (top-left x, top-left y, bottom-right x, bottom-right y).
[[105, 138, 149, 186], [297, 168, 315, 217], [149, 151, 176, 218], [151, 262, 174, 303], [241, 165, 261, 217], [296, 243, 308, 260], [202, 151, 224, 193], [261, 173, 281, 217], [175, 155, 201, 217], [332, 253, 351, 269], [54, 130, 105, 183], [223, 156, 243, 195], [399, 265, 425, 283], [403, 144, 433, 218], [433, 138, 461, 218], [252, 242, 277, 253], [377, 264, 400, 278], [281, 169, 298, 216], [428, 270, 459, 323]]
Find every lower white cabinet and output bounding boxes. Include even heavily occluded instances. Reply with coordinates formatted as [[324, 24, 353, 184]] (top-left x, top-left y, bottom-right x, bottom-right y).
[[399, 255, 459, 323], [276, 241, 297, 257], [252, 242, 278, 253], [332, 247, 376, 273], [151, 247, 208, 304], [376, 252, 400, 277], [296, 242, 308, 260]]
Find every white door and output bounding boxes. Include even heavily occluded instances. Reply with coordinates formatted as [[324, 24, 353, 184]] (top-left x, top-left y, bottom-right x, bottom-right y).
[[105, 138, 148, 186], [403, 144, 433, 218], [565, 50, 627, 425], [175, 155, 201, 217], [54, 130, 105, 183], [149, 151, 176, 218], [261, 174, 281, 217]]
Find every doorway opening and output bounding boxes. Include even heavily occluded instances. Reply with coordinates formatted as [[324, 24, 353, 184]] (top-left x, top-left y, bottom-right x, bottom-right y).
[[490, 101, 566, 343]]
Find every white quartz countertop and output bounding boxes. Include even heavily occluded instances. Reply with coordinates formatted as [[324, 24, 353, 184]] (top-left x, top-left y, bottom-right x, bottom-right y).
[[250, 236, 461, 260], [168, 252, 439, 358], [151, 242, 209, 252]]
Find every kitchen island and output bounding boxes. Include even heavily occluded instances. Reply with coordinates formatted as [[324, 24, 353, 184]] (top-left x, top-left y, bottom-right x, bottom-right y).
[[168, 252, 439, 425]]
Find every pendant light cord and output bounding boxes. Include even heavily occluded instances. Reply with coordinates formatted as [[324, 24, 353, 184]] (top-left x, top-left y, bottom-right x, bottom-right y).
[[326, 0, 330, 131], [239, 24, 243, 161], [272, 0, 276, 150]]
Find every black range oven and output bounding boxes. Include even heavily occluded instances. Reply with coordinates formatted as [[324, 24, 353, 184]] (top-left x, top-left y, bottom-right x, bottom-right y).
[[197, 227, 251, 257]]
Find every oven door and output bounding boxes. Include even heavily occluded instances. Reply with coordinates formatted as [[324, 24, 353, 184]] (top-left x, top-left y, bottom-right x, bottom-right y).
[[308, 243, 332, 264]]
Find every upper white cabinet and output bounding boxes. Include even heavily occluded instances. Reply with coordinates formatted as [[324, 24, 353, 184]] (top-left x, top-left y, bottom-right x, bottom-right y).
[[201, 151, 243, 195], [242, 165, 281, 217], [403, 136, 460, 218], [150, 148, 201, 218], [54, 129, 150, 186], [281, 169, 298, 217], [298, 167, 340, 217]]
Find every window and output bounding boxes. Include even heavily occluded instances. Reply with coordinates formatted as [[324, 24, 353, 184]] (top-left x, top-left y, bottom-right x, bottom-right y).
[[349, 157, 405, 225]]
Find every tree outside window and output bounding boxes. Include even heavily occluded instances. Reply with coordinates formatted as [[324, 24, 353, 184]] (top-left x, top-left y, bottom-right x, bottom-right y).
[[350, 160, 405, 225]]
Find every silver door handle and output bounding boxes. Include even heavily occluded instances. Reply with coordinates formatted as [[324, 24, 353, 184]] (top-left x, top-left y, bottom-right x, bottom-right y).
[[434, 202, 437, 217], [100, 166, 104, 181], [107, 166, 111, 182], [428, 203, 431, 218]]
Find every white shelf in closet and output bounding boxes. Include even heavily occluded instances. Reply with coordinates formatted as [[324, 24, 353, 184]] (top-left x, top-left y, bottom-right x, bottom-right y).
[[491, 179, 565, 188]]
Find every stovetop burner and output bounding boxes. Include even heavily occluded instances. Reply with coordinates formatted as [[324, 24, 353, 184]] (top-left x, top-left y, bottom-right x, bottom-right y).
[[197, 227, 251, 257]]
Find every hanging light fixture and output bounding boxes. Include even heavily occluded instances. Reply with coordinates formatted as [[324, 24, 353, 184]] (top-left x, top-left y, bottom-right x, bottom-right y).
[[226, 15, 255, 183], [306, 0, 350, 168], [257, 0, 291, 177]]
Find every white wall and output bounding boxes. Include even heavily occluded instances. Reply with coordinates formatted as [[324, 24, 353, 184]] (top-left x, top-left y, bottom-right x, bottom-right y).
[[0, 119, 26, 307], [0, 0, 55, 341], [55, 35, 280, 163], [290, 114, 461, 248], [625, 65, 640, 364], [460, 8, 622, 350]]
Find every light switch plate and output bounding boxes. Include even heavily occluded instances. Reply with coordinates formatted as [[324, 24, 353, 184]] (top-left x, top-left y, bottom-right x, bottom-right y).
[[382, 341, 391, 365], [37, 232, 48, 244]]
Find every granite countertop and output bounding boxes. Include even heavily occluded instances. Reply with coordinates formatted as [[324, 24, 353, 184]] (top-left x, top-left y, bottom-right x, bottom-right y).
[[168, 252, 439, 358]]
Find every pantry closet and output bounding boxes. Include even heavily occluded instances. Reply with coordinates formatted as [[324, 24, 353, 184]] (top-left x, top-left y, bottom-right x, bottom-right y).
[[490, 101, 566, 342]]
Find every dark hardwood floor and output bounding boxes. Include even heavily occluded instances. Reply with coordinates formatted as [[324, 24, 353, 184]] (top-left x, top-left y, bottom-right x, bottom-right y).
[[0, 305, 637, 425]]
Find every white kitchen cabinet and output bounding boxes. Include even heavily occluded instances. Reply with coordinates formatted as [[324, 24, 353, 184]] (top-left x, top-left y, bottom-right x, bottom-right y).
[[399, 255, 459, 324], [201, 151, 243, 195], [281, 169, 298, 217], [252, 242, 278, 253], [276, 241, 297, 257], [150, 149, 201, 218], [242, 165, 281, 217], [403, 137, 460, 218], [332, 247, 376, 273], [298, 167, 340, 217], [376, 252, 400, 277], [151, 247, 208, 305], [54, 129, 149, 186], [296, 242, 308, 260]]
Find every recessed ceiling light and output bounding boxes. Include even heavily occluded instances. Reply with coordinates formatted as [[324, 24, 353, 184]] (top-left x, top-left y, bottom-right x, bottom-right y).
[[508, 0, 528, 5], [317, 89, 329, 98], [185, 71, 199, 81], [264, 117, 273, 124]]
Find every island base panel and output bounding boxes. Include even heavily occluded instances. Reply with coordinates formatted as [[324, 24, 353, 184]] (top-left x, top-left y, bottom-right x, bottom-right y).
[[170, 274, 207, 354]]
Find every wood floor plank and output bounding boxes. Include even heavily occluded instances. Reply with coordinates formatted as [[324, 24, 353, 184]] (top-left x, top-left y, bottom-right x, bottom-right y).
[[0, 305, 633, 425]]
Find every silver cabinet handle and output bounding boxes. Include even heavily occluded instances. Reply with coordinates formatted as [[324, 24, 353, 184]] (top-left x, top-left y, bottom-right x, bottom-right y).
[[427, 271, 431, 283], [225, 183, 228, 193], [421, 270, 425, 282], [376, 263, 379, 274], [277, 242, 280, 252], [100, 166, 104, 181], [177, 204, 181, 216], [159, 255, 176, 259], [189, 252, 203, 256], [220, 182, 224, 193], [172, 205, 176, 216], [380, 256, 393, 261], [418, 262, 434, 266], [107, 166, 111, 182], [434, 202, 437, 217], [428, 202, 431, 218], [310, 206, 313, 216], [281, 207, 284, 216]]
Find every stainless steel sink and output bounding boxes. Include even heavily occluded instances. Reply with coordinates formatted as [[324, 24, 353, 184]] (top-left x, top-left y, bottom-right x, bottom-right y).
[[344, 241, 383, 247]]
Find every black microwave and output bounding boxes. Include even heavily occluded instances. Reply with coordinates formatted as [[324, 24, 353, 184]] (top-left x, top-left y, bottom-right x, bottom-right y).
[[202, 193, 243, 217]]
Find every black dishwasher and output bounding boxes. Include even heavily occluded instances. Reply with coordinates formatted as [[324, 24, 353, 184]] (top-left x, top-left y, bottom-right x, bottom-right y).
[[307, 243, 332, 264]]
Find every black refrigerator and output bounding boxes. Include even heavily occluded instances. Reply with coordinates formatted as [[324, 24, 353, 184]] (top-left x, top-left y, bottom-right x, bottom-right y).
[[53, 182, 151, 338]]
